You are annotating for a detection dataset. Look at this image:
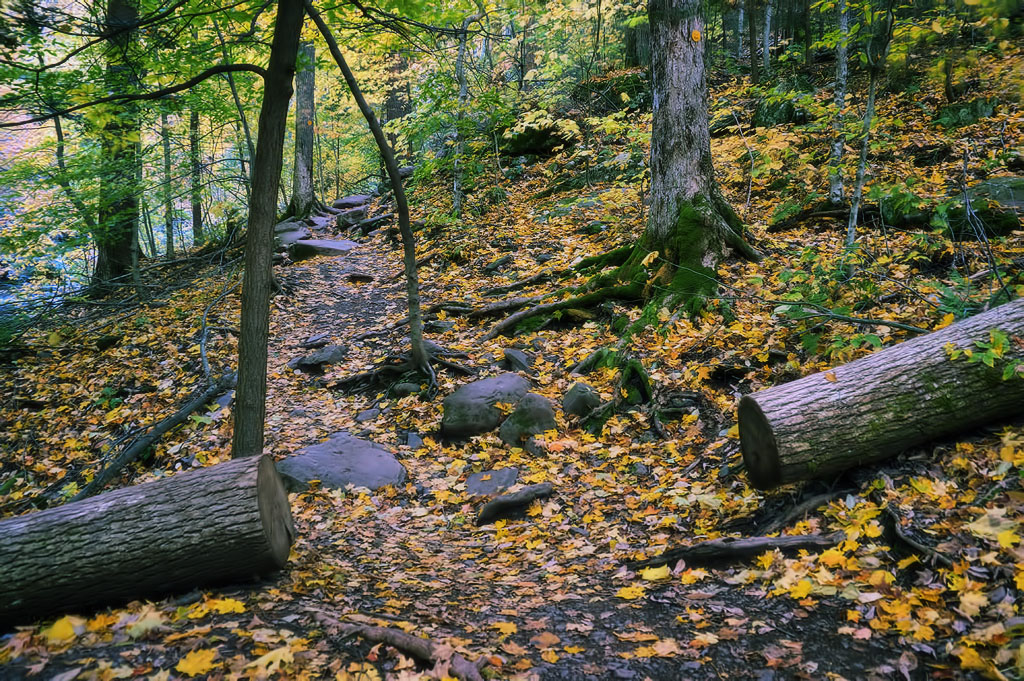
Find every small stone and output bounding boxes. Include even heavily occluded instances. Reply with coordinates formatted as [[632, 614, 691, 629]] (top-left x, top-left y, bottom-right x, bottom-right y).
[[502, 348, 534, 373], [355, 408, 380, 422], [562, 382, 601, 417], [392, 382, 421, 397], [405, 432, 424, 449], [302, 332, 331, 349], [465, 467, 519, 496], [289, 408, 307, 418], [276, 431, 406, 491]]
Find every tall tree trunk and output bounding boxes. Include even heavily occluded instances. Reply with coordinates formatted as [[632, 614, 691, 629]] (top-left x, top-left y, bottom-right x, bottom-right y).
[[189, 110, 203, 246], [93, 0, 139, 291], [642, 0, 759, 309], [161, 111, 175, 258], [382, 52, 411, 161], [736, 3, 744, 61], [453, 16, 479, 218], [845, 3, 894, 253], [52, 115, 97, 232], [307, 0, 431, 376], [762, 0, 773, 76], [803, 0, 813, 64], [747, 0, 759, 84], [231, 0, 304, 459], [214, 18, 255, 201], [289, 40, 315, 217], [828, 0, 849, 207]]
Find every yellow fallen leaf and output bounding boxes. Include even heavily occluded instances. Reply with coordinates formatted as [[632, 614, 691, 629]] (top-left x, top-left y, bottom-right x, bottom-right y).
[[207, 597, 245, 614], [640, 251, 659, 267], [43, 615, 81, 644], [789, 579, 813, 599], [615, 585, 646, 600], [541, 649, 559, 663], [246, 646, 294, 674], [960, 590, 989, 618], [691, 29, 701, 41], [175, 648, 219, 677], [564, 645, 584, 654], [640, 564, 671, 581], [491, 621, 518, 636], [530, 631, 560, 648]]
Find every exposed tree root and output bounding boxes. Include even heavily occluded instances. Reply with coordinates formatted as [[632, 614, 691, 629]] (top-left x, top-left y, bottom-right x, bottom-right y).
[[312, 613, 486, 681], [331, 343, 475, 394], [482, 284, 642, 341], [480, 269, 554, 297], [477, 482, 554, 525]]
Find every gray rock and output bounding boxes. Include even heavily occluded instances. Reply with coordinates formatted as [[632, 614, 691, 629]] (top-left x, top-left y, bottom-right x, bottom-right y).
[[502, 348, 533, 373], [355, 408, 380, 422], [277, 431, 406, 492], [289, 408, 307, 418], [336, 206, 368, 228], [288, 344, 348, 373], [562, 382, 601, 417], [274, 220, 302, 233], [333, 194, 372, 209], [288, 239, 358, 261], [441, 373, 530, 439], [499, 392, 556, 446], [405, 431, 424, 449], [466, 467, 519, 496], [275, 227, 311, 248], [302, 332, 331, 349], [392, 382, 420, 397]]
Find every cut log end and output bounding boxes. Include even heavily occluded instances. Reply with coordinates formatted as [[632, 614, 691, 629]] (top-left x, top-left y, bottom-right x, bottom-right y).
[[738, 395, 781, 490], [257, 455, 296, 568]]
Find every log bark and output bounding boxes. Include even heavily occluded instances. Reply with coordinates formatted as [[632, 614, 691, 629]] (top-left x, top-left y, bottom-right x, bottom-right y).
[[739, 298, 1024, 489], [0, 455, 294, 628]]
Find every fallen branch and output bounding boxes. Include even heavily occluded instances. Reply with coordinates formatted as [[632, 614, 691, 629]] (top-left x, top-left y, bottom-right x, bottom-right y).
[[477, 483, 554, 525], [626, 531, 845, 569], [391, 251, 442, 281], [72, 374, 236, 501], [467, 294, 547, 320], [313, 614, 485, 681]]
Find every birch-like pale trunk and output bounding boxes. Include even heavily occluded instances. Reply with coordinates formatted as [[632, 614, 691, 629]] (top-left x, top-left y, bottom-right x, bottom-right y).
[[828, 0, 849, 207]]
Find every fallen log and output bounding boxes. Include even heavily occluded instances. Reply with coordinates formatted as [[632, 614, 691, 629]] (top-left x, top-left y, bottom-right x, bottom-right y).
[[0, 455, 294, 628], [627, 532, 845, 568], [739, 298, 1024, 489]]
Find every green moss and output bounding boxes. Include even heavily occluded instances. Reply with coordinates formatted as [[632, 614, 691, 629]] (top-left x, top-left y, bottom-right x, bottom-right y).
[[575, 244, 634, 271]]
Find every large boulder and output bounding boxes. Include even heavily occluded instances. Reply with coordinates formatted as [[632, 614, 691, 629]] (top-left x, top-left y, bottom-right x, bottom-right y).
[[333, 194, 372, 210], [499, 392, 557, 446], [441, 373, 530, 439], [288, 239, 358, 261], [276, 431, 406, 492]]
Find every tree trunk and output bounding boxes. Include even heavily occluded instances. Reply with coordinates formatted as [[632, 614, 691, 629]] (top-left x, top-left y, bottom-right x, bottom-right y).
[[736, 3, 744, 61], [0, 456, 293, 628], [761, 0, 773, 76], [214, 18, 255, 201], [308, 1, 431, 376], [827, 0, 848, 207], [231, 0, 304, 459], [845, 4, 893, 251], [92, 0, 139, 291], [453, 16, 478, 218], [190, 109, 203, 245], [747, 0, 759, 84], [161, 111, 175, 258], [642, 0, 759, 310], [289, 40, 315, 218], [739, 298, 1024, 489], [803, 0, 813, 64]]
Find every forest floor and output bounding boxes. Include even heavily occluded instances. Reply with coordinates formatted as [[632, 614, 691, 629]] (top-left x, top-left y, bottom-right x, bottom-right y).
[[3, 48, 1024, 681]]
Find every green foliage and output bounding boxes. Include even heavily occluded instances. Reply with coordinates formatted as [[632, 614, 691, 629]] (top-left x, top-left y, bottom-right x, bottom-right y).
[[935, 97, 997, 128]]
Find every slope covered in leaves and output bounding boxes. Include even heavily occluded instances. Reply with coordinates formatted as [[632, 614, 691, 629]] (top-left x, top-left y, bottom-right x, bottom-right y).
[[1, 44, 1024, 681]]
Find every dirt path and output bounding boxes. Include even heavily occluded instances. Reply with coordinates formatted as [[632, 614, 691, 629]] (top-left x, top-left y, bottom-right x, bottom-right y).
[[247, 217, 914, 680]]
